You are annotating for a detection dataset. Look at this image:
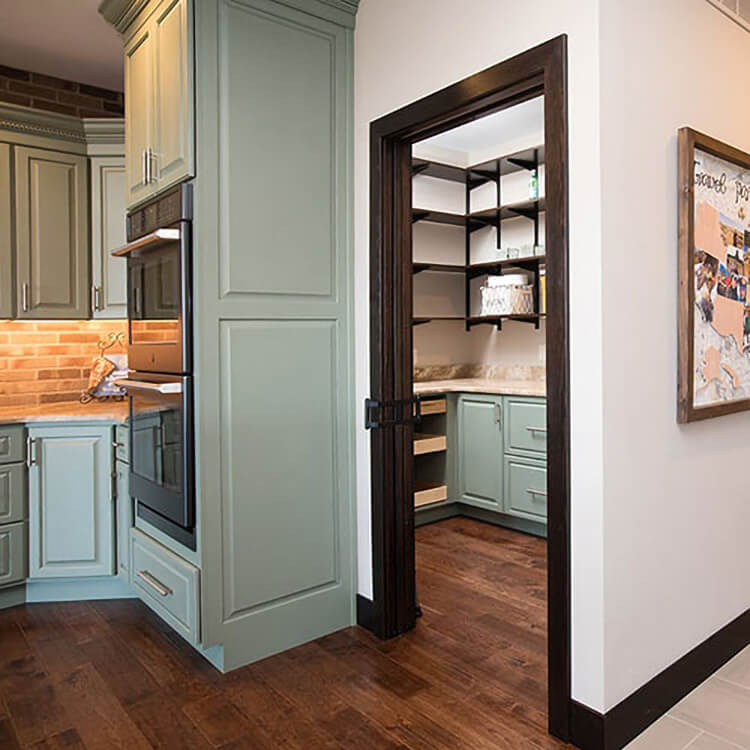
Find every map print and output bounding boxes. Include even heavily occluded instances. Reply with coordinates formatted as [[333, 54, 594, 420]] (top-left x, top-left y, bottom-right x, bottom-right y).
[[693, 148, 750, 407]]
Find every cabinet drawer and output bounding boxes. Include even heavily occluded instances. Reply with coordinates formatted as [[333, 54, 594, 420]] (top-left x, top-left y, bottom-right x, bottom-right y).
[[130, 529, 199, 643], [0, 464, 27, 525], [115, 423, 129, 463], [504, 397, 547, 457], [0, 522, 27, 587], [504, 456, 547, 521], [0, 425, 25, 465]]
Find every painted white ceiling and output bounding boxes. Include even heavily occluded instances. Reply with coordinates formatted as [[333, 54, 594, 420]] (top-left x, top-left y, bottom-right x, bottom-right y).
[[0, 0, 123, 91], [415, 96, 544, 164]]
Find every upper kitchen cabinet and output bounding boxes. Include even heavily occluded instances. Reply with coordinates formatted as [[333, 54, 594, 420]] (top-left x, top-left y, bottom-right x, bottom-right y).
[[14, 147, 89, 319], [0, 144, 11, 319], [123, 0, 194, 208], [90, 156, 127, 318]]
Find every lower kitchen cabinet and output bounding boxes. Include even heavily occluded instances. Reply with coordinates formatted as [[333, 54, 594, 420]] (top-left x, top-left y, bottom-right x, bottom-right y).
[[457, 394, 503, 512], [28, 425, 114, 579], [504, 454, 548, 522], [116, 459, 131, 581], [0, 522, 27, 587]]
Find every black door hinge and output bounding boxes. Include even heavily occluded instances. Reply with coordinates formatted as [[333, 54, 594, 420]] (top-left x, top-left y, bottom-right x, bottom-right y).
[[364, 397, 421, 429]]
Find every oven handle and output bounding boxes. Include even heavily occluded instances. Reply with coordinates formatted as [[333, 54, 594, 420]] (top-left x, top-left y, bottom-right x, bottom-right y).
[[117, 378, 183, 394], [112, 228, 181, 257]]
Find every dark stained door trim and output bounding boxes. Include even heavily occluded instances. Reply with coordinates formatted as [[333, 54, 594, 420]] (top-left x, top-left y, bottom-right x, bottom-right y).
[[365, 36, 571, 742]]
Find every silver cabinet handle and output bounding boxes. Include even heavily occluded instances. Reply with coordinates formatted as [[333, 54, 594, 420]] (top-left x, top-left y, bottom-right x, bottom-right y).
[[147, 147, 157, 184], [112, 441, 125, 448], [526, 488, 547, 497], [525, 426, 547, 434], [136, 570, 172, 597], [95, 286, 102, 311], [118, 378, 182, 394], [142, 149, 148, 186], [21, 282, 29, 312], [25, 436, 34, 468], [494, 402, 502, 425]]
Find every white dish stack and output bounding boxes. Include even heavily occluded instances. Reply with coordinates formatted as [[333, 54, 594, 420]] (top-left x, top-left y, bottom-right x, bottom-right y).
[[479, 273, 535, 316]]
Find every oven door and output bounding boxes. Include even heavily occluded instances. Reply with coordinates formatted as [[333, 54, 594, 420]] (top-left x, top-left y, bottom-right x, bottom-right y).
[[120, 373, 194, 532], [126, 221, 191, 374]]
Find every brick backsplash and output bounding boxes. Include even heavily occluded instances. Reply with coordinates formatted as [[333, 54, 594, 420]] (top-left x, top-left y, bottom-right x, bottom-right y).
[[0, 64, 123, 118], [0, 320, 129, 408]]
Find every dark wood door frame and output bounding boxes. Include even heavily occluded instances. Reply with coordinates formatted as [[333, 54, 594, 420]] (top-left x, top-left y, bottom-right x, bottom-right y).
[[365, 35, 571, 741]]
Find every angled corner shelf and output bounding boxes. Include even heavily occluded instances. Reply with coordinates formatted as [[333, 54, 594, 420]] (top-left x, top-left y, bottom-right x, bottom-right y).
[[413, 262, 466, 275]]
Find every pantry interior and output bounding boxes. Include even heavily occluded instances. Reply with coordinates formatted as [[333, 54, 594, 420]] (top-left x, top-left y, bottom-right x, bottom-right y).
[[411, 95, 549, 531]]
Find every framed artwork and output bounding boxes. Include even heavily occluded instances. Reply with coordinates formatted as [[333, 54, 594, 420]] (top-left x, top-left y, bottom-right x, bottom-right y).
[[678, 128, 750, 422]]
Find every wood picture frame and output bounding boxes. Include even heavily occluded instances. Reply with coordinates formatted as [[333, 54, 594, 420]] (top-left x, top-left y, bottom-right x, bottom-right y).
[[678, 127, 750, 423]]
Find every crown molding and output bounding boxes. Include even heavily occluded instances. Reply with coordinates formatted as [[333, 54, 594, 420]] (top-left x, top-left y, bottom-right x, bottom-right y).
[[0, 103, 86, 144], [82, 117, 125, 144], [98, 0, 151, 33]]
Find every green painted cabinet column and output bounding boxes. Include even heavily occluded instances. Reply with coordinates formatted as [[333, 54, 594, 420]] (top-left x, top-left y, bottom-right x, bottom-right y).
[[28, 425, 114, 579], [457, 394, 504, 511]]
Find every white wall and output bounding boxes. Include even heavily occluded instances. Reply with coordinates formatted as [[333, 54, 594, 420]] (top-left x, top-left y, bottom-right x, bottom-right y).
[[598, 0, 750, 709], [354, 0, 606, 710]]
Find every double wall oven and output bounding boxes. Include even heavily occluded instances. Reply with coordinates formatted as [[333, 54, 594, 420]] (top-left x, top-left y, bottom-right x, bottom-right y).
[[113, 184, 196, 549]]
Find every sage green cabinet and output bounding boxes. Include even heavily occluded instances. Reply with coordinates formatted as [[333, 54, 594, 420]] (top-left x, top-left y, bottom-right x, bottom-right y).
[[0, 464, 27, 526], [124, 0, 194, 208], [503, 396, 547, 458], [0, 143, 11, 319], [28, 425, 114, 579], [90, 156, 127, 318], [0, 522, 27, 588], [457, 394, 504, 512], [14, 147, 89, 319], [116, 459, 131, 582], [504, 454, 547, 521]]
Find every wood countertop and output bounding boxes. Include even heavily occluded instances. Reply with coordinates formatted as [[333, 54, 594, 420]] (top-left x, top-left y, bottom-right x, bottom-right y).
[[414, 379, 546, 397], [0, 402, 129, 425]]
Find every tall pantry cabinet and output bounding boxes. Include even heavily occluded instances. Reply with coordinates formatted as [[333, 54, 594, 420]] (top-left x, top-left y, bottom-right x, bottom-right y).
[[101, 0, 358, 672]]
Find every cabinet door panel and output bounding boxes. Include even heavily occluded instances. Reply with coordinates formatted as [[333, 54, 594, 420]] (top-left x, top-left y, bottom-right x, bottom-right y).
[[91, 157, 127, 318], [153, 0, 194, 189], [14, 147, 89, 319], [458, 395, 503, 511], [0, 522, 27, 587], [0, 463, 27, 525], [0, 143, 11, 319], [505, 455, 547, 521], [125, 25, 155, 207], [28, 426, 114, 578], [116, 460, 131, 580]]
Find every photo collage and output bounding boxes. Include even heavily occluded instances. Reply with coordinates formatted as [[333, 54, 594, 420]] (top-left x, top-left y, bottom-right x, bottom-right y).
[[695, 214, 750, 353]]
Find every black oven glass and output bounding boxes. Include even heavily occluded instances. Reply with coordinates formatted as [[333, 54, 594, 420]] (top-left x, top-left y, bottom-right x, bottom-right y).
[[129, 379, 191, 528], [129, 243, 181, 346]]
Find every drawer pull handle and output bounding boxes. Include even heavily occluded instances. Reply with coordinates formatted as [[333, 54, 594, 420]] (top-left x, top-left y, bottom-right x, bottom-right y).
[[113, 441, 125, 448], [526, 488, 547, 498], [137, 570, 172, 597], [525, 426, 547, 434]]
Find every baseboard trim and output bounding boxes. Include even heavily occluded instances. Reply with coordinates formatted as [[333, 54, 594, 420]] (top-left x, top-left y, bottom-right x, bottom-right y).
[[356, 594, 376, 632], [570, 608, 750, 750], [25, 576, 136, 603], [0, 585, 26, 611]]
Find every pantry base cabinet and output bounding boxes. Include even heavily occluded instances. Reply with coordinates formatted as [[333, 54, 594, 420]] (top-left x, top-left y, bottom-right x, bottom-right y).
[[28, 425, 115, 579]]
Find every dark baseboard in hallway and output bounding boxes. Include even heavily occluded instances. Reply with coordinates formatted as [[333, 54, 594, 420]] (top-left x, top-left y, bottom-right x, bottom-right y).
[[569, 608, 750, 750]]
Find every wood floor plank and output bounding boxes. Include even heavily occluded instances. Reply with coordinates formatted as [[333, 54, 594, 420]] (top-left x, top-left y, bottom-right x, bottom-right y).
[[0, 519, 562, 749]]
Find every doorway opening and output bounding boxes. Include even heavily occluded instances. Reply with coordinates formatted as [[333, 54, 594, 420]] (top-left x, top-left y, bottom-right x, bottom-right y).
[[364, 37, 570, 742]]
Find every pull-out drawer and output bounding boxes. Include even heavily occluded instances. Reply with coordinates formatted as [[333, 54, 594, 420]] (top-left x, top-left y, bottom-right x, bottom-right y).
[[0, 522, 27, 587], [0, 425, 25, 465], [130, 529, 199, 643], [114, 423, 129, 463], [503, 397, 547, 457], [0, 463, 27, 525], [504, 455, 547, 521]]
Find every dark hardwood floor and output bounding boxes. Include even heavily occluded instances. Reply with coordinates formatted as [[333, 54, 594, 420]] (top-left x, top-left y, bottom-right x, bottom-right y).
[[0, 518, 569, 749]]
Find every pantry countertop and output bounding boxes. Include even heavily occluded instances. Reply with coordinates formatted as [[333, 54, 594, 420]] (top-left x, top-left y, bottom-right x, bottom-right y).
[[414, 378, 546, 398], [0, 402, 129, 425]]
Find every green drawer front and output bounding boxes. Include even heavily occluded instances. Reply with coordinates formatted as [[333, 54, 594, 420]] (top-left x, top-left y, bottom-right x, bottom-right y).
[[504, 398, 547, 457], [0, 521, 27, 587], [130, 529, 199, 643], [0, 464, 27, 525], [115, 424, 129, 464], [0, 425, 25, 465], [505, 456, 547, 521]]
